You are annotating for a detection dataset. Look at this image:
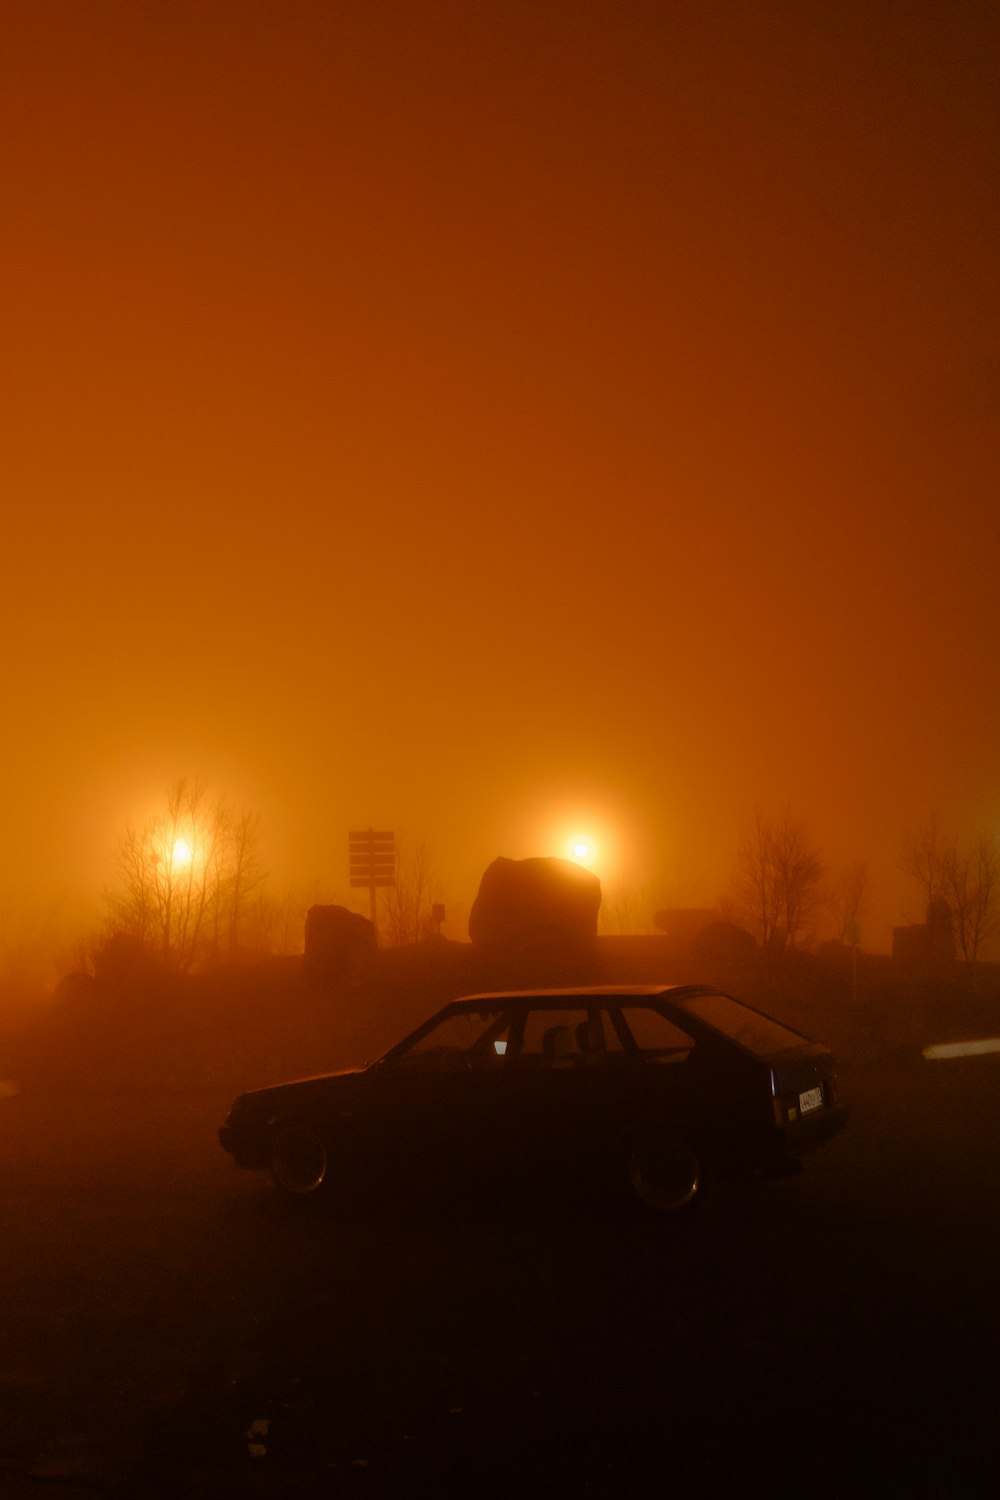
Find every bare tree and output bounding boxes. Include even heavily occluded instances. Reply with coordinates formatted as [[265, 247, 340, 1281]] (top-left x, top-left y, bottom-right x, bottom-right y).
[[731, 808, 824, 973], [104, 778, 267, 972], [831, 860, 870, 945], [210, 808, 268, 957], [902, 815, 949, 918], [105, 822, 158, 949], [165, 781, 228, 967], [902, 817, 1000, 977], [599, 881, 661, 936], [942, 834, 999, 969], [379, 837, 437, 946], [239, 888, 300, 957]]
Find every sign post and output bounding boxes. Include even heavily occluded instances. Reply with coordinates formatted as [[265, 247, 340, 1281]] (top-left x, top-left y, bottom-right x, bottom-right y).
[[348, 829, 396, 935], [845, 921, 861, 1006]]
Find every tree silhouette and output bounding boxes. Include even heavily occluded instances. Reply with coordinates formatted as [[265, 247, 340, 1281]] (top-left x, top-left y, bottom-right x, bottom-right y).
[[831, 859, 870, 945], [378, 837, 438, 946], [103, 778, 267, 971], [945, 835, 999, 969], [730, 807, 824, 975], [903, 818, 999, 968]]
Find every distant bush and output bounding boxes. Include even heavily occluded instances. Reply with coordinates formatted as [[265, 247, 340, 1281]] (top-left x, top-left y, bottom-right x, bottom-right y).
[[94, 932, 158, 986]]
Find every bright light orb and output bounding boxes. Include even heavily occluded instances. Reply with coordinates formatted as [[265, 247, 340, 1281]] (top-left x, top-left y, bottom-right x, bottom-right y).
[[172, 837, 193, 867], [569, 837, 595, 865]]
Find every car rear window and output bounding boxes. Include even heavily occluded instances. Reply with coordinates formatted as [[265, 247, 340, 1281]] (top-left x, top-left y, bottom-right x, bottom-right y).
[[671, 991, 803, 1056], [618, 1006, 695, 1061]]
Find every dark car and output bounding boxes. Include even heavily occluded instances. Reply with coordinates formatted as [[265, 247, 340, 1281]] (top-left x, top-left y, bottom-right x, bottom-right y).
[[218, 984, 848, 1213]]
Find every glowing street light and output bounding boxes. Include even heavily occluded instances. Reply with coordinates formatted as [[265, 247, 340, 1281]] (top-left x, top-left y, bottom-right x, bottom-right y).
[[568, 836, 595, 866], [172, 837, 193, 868]]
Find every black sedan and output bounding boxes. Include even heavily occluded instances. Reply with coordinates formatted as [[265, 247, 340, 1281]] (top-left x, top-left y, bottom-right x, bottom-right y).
[[218, 984, 848, 1213]]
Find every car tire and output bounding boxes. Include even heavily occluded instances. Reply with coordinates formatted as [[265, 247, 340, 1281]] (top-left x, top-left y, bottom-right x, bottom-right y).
[[628, 1131, 705, 1214], [269, 1120, 329, 1198]]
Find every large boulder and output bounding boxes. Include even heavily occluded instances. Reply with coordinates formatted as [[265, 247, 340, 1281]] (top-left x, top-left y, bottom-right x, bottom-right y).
[[304, 905, 377, 986], [468, 857, 601, 951]]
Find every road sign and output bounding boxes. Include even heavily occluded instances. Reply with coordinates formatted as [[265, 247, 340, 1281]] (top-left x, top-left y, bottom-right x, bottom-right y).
[[348, 829, 396, 929]]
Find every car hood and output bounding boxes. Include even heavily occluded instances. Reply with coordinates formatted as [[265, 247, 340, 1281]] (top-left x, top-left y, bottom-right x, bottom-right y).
[[238, 1066, 367, 1110]]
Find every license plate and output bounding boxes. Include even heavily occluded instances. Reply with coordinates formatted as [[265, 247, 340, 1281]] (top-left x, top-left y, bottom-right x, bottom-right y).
[[799, 1085, 824, 1115]]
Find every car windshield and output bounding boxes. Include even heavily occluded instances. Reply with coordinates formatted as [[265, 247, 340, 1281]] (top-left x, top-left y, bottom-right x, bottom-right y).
[[671, 991, 804, 1056], [386, 1006, 510, 1069]]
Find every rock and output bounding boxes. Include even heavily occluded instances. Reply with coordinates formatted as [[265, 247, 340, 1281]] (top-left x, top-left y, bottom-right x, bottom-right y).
[[303, 905, 377, 985], [468, 857, 601, 951]]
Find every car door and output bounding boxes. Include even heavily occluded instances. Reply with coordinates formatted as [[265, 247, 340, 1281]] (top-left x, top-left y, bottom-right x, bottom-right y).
[[354, 1005, 517, 1190], [611, 1001, 711, 1136], [496, 1003, 635, 1191]]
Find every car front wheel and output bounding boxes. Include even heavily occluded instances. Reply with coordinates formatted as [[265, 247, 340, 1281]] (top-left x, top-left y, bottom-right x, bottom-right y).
[[628, 1131, 705, 1213], [269, 1120, 329, 1197]]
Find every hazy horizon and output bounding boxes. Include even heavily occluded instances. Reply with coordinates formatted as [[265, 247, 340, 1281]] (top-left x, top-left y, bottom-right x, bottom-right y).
[[3, 1, 997, 972]]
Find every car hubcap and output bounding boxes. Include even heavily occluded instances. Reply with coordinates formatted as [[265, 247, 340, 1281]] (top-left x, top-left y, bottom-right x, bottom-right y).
[[630, 1135, 701, 1212], [271, 1122, 328, 1195]]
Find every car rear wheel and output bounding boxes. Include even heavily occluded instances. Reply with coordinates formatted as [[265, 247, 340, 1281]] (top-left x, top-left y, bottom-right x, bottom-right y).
[[628, 1132, 704, 1213], [269, 1120, 329, 1197]]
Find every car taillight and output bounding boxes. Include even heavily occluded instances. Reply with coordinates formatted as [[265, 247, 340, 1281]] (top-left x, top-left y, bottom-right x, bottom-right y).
[[773, 1094, 799, 1126], [770, 1070, 792, 1126]]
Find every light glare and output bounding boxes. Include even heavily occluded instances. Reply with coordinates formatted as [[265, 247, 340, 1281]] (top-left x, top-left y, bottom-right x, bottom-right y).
[[923, 1037, 1000, 1060], [172, 837, 193, 867]]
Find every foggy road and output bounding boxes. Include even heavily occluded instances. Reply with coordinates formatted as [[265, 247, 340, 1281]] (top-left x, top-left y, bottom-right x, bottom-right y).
[[2, 1053, 998, 1497]]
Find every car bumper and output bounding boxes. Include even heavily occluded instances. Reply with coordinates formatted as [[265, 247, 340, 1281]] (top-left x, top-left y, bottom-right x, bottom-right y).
[[218, 1122, 268, 1170], [782, 1101, 850, 1159]]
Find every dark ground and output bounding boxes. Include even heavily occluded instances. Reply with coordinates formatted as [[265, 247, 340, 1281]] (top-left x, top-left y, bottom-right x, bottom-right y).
[[1, 958, 999, 1496]]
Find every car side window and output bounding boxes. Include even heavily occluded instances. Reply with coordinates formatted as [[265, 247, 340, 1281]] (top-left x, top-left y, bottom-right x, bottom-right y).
[[518, 1008, 622, 1069], [619, 1006, 695, 1063]]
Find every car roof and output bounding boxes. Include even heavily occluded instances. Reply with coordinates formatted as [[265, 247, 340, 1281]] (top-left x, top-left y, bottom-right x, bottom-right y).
[[449, 984, 705, 1004]]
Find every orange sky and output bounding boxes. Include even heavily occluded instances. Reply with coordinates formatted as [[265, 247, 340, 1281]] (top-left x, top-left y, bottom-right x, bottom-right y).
[[2, 0, 998, 953]]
